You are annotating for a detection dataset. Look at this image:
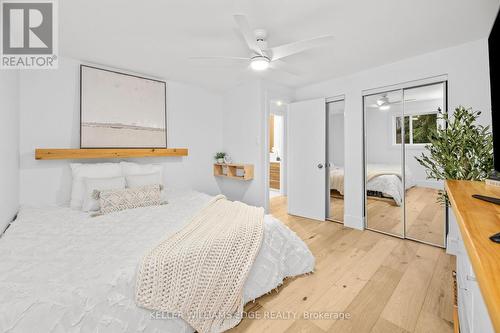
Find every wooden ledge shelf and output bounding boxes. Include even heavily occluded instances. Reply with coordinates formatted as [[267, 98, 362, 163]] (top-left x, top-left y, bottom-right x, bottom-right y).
[[35, 148, 188, 160], [213, 163, 254, 181]]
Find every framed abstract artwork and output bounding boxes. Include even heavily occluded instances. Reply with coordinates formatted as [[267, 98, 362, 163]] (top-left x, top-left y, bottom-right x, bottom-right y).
[[80, 65, 167, 148]]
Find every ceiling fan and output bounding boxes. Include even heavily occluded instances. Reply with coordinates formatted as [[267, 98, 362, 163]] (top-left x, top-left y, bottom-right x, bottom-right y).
[[190, 14, 335, 74], [370, 93, 417, 111]]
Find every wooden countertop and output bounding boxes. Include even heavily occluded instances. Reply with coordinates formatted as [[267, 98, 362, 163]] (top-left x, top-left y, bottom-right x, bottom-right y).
[[446, 180, 500, 331]]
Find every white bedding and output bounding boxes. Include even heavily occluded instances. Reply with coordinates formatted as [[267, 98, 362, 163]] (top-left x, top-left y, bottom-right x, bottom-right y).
[[0, 189, 314, 333], [330, 164, 415, 206]]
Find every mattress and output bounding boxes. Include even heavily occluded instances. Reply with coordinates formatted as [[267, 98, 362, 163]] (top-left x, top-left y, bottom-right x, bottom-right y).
[[330, 164, 415, 206], [0, 189, 314, 333]]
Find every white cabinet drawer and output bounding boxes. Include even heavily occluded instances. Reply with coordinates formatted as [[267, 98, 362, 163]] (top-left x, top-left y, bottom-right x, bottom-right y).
[[453, 210, 494, 333]]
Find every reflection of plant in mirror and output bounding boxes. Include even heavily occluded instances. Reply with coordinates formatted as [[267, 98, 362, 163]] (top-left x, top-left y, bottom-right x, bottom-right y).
[[415, 106, 494, 205], [412, 112, 438, 143]]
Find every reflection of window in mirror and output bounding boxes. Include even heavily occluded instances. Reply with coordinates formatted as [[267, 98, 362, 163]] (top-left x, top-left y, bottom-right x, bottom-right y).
[[269, 114, 274, 153], [393, 111, 439, 145]]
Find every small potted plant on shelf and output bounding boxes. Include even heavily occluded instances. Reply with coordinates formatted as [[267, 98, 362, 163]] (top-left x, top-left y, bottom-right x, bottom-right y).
[[214, 152, 226, 164]]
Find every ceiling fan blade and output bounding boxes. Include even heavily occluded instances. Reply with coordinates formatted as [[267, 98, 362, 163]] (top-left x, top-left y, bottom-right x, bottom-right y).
[[270, 60, 301, 77], [188, 56, 249, 60], [269, 35, 334, 61], [388, 98, 418, 105], [233, 15, 263, 56]]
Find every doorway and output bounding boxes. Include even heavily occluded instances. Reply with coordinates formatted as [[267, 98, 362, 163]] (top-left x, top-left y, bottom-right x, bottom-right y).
[[267, 99, 288, 214], [269, 112, 284, 199]]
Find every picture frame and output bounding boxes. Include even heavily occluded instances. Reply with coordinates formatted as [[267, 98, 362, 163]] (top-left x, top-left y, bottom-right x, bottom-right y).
[[80, 65, 167, 148]]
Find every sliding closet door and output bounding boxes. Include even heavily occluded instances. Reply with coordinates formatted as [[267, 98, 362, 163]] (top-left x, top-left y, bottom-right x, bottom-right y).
[[364, 90, 404, 237], [327, 99, 345, 223], [404, 83, 446, 247], [288, 98, 326, 221]]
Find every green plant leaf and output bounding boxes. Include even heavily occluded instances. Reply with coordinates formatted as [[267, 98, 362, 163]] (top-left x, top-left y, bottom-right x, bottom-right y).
[[414, 106, 494, 205]]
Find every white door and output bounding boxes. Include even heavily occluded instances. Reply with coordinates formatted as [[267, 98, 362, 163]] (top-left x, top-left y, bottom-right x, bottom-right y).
[[288, 98, 326, 221]]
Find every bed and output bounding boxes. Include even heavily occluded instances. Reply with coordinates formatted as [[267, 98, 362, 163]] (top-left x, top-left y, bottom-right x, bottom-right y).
[[0, 188, 314, 333], [330, 164, 415, 206]]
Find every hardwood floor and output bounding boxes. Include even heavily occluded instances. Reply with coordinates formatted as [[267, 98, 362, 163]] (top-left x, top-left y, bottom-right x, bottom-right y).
[[328, 191, 344, 222], [366, 187, 445, 246], [330, 187, 445, 246], [229, 196, 455, 333]]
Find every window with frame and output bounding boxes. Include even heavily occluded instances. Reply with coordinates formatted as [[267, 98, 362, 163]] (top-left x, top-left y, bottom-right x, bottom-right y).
[[394, 112, 438, 144]]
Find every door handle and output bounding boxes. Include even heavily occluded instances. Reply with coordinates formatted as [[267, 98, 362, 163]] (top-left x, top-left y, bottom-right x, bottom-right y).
[[317, 163, 324, 169]]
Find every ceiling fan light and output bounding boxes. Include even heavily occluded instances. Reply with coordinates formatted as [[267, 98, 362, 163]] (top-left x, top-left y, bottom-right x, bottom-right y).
[[379, 104, 391, 111], [377, 96, 389, 106], [250, 56, 270, 71]]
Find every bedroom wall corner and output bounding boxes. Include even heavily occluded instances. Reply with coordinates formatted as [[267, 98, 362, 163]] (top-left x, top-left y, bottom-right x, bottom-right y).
[[0, 70, 20, 233], [18, 57, 224, 206]]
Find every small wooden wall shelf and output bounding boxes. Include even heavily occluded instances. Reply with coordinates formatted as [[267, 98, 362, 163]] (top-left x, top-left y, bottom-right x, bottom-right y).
[[213, 163, 254, 181], [35, 148, 188, 160]]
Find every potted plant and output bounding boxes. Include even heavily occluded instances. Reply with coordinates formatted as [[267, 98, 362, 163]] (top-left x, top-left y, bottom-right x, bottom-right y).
[[214, 152, 226, 164], [415, 106, 494, 206]]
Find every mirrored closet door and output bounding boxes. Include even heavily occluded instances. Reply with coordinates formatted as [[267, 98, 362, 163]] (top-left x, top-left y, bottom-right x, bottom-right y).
[[364, 82, 447, 247], [326, 99, 345, 223], [403, 83, 446, 246], [364, 90, 404, 237]]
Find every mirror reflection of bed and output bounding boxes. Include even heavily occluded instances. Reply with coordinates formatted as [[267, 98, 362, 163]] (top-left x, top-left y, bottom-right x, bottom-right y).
[[363, 82, 446, 247]]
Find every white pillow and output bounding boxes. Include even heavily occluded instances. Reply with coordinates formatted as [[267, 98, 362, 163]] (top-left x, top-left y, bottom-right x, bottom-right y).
[[82, 176, 126, 212], [120, 161, 163, 177], [70, 163, 122, 210], [126, 172, 162, 188]]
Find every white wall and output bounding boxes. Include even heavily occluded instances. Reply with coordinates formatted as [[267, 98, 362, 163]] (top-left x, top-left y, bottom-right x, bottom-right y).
[[270, 114, 283, 162], [219, 80, 265, 207], [19, 57, 223, 206], [327, 100, 345, 167], [218, 80, 292, 210], [0, 71, 20, 232], [295, 38, 492, 230]]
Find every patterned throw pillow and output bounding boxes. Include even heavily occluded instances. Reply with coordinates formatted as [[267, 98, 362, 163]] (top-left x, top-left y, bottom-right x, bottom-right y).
[[93, 184, 166, 215]]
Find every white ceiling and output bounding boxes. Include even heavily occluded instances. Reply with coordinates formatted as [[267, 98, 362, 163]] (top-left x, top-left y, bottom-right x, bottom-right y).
[[60, 0, 500, 93]]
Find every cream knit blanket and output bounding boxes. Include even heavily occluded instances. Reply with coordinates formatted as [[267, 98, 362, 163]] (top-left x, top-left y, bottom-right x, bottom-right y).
[[135, 195, 264, 333]]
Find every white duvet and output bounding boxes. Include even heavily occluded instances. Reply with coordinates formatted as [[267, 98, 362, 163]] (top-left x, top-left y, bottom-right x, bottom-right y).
[[330, 164, 415, 206], [0, 189, 314, 333]]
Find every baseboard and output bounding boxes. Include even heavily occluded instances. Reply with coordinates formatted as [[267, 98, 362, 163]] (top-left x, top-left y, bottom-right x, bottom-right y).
[[446, 236, 459, 256], [344, 214, 364, 230]]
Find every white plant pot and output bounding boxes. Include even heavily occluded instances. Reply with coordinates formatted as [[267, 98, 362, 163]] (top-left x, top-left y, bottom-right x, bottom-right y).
[[217, 158, 224, 164]]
